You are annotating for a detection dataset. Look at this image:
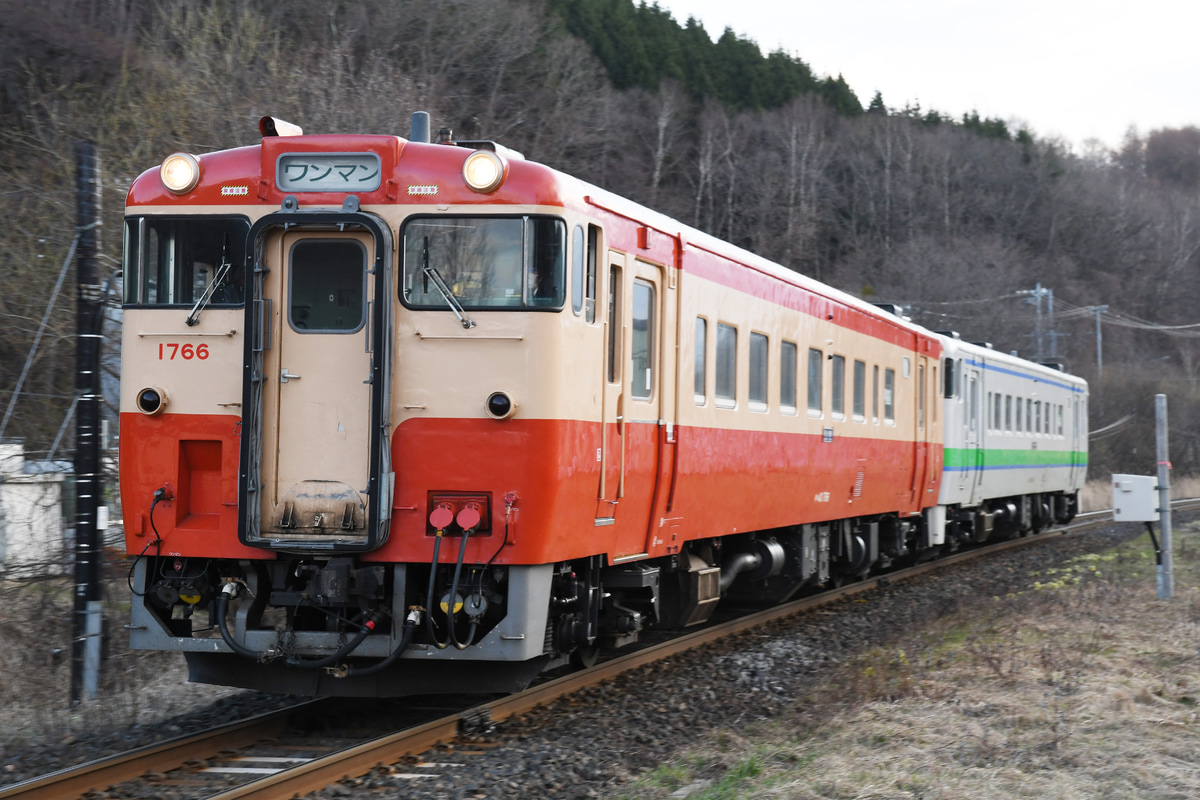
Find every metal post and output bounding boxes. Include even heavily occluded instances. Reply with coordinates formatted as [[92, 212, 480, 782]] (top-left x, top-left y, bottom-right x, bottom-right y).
[[1089, 305, 1108, 375], [71, 141, 104, 704], [1156, 394, 1174, 600]]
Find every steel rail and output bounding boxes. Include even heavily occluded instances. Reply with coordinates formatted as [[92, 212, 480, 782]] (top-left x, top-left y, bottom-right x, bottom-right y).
[[0, 702, 324, 800]]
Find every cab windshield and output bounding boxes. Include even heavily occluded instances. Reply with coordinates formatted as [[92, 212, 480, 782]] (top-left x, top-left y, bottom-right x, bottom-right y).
[[123, 216, 248, 306], [401, 216, 565, 310]]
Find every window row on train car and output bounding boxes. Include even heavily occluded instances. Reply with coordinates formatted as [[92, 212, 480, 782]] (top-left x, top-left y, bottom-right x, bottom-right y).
[[692, 316, 912, 426], [985, 391, 1068, 438]]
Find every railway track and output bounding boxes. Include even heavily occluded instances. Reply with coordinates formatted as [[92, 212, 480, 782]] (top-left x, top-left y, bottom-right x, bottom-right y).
[[3, 504, 1190, 800]]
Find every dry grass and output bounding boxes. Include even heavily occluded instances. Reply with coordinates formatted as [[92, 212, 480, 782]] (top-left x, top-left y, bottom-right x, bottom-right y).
[[621, 523, 1200, 800]]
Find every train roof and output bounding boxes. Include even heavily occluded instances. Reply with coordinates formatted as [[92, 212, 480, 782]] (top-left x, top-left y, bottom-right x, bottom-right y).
[[126, 123, 940, 347]]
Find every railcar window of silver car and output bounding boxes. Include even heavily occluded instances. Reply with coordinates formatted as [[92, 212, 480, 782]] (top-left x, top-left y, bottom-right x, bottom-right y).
[[749, 333, 768, 411], [716, 323, 737, 408], [807, 348, 823, 416], [852, 360, 866, 422], [1006, 395, 1013, 432], [780, 341, 798, 414], [831, 355, 845, 420], [631, 280, 655, 400], [695, 317, 708, 405]]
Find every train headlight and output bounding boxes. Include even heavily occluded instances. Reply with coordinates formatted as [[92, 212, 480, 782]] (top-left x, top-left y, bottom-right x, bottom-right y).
[[485, 391, 516, 420], [136, 386, 168, 416], [462, 150, 506, 193], [160, 152, 201, 194]]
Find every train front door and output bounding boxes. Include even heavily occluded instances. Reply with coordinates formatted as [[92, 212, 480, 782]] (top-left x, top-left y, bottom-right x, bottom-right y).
[[252, 228, 383, 545], [597, 253, 667, 560]]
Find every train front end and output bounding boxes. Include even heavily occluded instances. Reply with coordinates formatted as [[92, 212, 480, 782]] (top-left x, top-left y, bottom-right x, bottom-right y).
[[120, 119, 591, 696]]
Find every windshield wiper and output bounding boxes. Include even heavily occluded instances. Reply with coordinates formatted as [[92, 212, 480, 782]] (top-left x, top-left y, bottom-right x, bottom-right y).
[[186, 235, 233, 327], [421, 236, 475, 329]]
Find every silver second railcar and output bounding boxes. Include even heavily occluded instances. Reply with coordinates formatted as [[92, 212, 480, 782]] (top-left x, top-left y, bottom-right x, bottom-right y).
[[936, 334, 1088, 542]]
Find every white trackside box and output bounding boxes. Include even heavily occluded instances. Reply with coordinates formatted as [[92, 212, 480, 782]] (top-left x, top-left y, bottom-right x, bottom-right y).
[[1112, 474, 1159, 521]]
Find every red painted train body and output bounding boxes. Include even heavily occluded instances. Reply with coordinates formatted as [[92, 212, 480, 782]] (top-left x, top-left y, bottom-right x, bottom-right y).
[[120, 116, 971, 696]]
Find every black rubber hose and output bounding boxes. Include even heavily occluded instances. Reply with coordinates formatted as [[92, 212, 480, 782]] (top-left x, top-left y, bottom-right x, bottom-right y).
[[343, 616, 418, 678], [424, 533, 448, 649], [446, 529, 472, 650], [216, 592, 265, 659], [283, 613, 380, 669], [217, 589, 380, 668]]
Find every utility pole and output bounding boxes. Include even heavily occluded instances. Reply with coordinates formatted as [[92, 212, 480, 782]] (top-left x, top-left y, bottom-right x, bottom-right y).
[[1087, 305, 1109, 374], [1016, 283, 1055, 362], [1156, 394, 1174, 600], [72, 141, 104, 704]]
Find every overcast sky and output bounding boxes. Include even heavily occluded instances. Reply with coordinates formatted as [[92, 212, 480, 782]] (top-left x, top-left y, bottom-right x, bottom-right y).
[[652, 0, 1200, 151]]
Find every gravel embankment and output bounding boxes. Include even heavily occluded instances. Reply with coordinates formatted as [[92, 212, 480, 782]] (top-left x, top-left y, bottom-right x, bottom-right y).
[[0, 522, 1145, 798]]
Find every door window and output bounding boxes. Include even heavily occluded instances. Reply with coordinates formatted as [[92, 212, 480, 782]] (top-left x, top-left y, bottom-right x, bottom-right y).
[[631, 281, 655, 399], [289, 239, 366, 332]]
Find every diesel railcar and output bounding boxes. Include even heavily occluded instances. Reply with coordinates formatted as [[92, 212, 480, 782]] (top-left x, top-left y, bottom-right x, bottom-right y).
[[119, 115, 1085, 696]]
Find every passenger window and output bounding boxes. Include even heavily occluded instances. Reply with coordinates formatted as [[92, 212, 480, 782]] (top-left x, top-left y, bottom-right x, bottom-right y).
[[884, 368, 896, 424], [585, 226, 598, 323], [853, 360, 866, 421], [872, 365, 879, 423], [716, 323, 737, 407], [695, 317, 707, 405], [780, 341, 797, 413], [831, 355, 845, 419], [631, 281, 655, 399], [1005, 396, 1013, 431], [807, 348, 823, 416], [749, 333, 768, 410], [571, 225, 584, 315]]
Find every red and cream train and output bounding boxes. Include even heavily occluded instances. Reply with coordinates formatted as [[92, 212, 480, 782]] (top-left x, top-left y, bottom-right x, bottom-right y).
[[119, 115, 1086, 695]]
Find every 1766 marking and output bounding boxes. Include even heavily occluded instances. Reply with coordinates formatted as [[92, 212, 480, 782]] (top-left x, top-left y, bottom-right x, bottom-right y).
[[158, 343, 210, 360]]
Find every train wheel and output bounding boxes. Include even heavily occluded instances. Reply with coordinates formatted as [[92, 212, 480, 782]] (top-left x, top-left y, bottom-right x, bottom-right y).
[[570, 644, 600, 669]]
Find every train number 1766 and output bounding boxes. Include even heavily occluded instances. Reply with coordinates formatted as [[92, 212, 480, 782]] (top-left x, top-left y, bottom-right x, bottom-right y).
[[158, 343, 210, 360]]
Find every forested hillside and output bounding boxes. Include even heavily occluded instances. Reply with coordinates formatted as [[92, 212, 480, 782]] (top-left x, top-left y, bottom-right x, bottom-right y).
[[2, 0, 1199, 477]]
